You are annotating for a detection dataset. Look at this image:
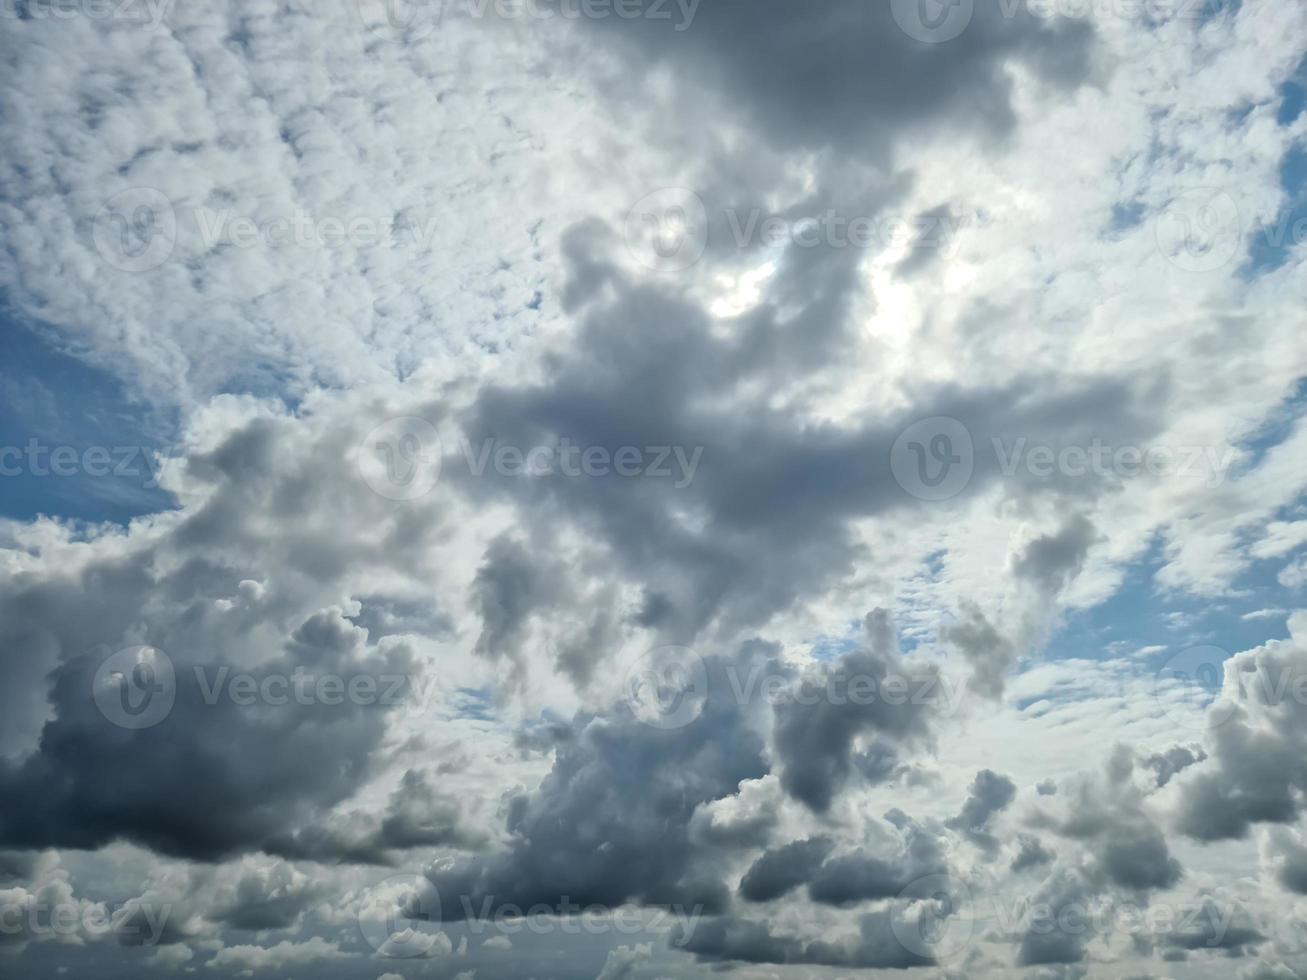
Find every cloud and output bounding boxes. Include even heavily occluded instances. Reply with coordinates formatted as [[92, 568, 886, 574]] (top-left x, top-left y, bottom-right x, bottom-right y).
[[946, 768, 1017, 853], [595, 942, 652, 980], [426, 650, 767, 921], [738, 837, 833, 903], [771, 611, 945, 812], [207, 937, 344, 973], [1176, 613, 1307, 842]]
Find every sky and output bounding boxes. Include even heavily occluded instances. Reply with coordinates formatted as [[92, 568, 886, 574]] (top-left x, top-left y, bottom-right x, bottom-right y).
[[1, 1, 1307, 979]]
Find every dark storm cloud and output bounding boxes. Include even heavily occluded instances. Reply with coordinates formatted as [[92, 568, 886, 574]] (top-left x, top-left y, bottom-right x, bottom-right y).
[[942, 602, 1014, 701], [946, 516, 1099, 699], [1012, 515, 1099, 595], [0, 850, 39, 883], [211, 865, 323, 931], [1266, 829, 1307, 895], [738, 837, 833, 903], [462, 221, 1166, 651], [0, 607, 410, 861], [807, 814, 948, 908], [425, 652, 766, 920], [0, 408, 478, 865], [1037, 748, 1182, 893], [673, 909, 935, 970], [554, 0, 1098, 159], [1011, 834, 1055, 873], [1175, 631, 1307, 842], [1017, 868, 1097, 966], [376, 769, 488, 852], [471, 535, 563, 671], [947, 769, 1017, 853], [1143, 745, 1206, 789], [267, 768, 486, 866], [770, 611, 943, 812], [1159, 898, 1263, 953]]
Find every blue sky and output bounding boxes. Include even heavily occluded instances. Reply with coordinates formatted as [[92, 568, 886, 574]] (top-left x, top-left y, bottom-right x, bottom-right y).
[[0, 314, 176, 524]]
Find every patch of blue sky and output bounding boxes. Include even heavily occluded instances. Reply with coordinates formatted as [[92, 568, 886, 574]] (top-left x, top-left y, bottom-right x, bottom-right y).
[[1046, 384, 1307, 668], [1277, 50, 1307, 127], [1242, 142, 1307, 279], [0, 313, 177, 525], [1050, 538, 1302, 672]]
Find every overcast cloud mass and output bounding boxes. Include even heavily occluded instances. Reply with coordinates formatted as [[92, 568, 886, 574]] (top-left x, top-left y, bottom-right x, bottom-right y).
[[2, 0, 1307, 977]]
